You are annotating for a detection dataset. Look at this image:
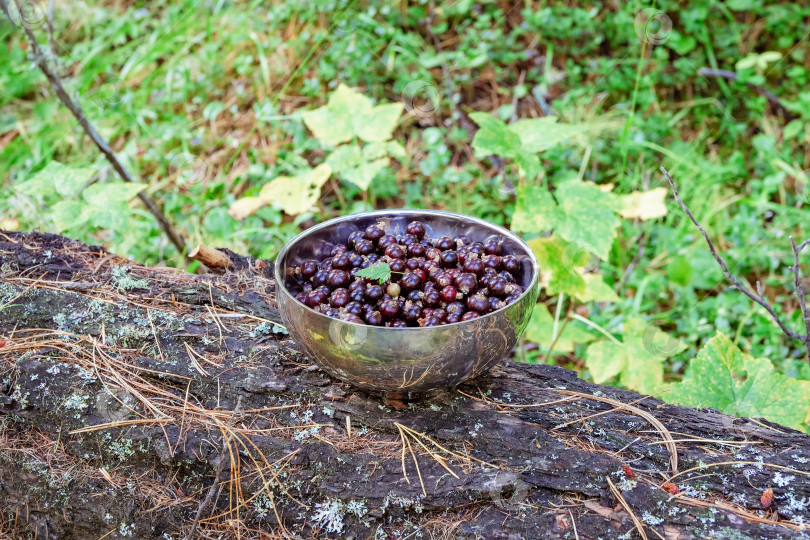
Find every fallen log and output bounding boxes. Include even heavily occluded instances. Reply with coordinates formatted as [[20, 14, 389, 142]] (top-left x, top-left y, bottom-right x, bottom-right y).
[[0, 230, 808, 539]]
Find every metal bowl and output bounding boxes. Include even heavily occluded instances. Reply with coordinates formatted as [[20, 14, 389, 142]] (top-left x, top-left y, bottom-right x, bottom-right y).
[[274, 209, 539, 395]]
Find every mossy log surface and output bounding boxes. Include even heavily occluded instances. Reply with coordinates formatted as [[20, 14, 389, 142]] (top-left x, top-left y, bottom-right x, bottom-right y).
[[1, 231, 809, 540]]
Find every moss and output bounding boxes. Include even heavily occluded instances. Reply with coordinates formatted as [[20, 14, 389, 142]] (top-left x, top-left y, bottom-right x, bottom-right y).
[[111, 266, 149, 291]]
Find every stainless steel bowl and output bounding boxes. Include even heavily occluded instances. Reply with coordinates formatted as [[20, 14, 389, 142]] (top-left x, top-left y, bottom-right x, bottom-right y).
[[274, 209, 539, 395]]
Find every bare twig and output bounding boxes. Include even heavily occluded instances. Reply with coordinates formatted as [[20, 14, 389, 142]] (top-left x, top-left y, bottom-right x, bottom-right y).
[[661, 167, 809, 361], [0, 0, 186, 257], [790, 237, 810, 361]]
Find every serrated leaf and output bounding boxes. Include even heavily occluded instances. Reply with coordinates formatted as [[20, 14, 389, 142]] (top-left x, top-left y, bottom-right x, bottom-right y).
[[355, 103, 403, 143], [469, 112, 521, 158], [18, 161, 97, 197], [302, 106, 354, 147], [342, 157, 387, 191], [620, 318, 666, 394], [363, 141, 406, 161], [514, 151, 541, 182], [527, 236, 586, 296], [552, 181, 621, 259], [302, 84, 402, 147], [510, 116, 583, 153], [585, 318, 676, 393], [524, 304, 596, 354], [576, 274, 620, 302], [668, 332, 810, 431], [82, 182, 145, 207], [511, 185, 560, 234], [326, 144, 363, 174], [513, 181, 621, 259], [302, 84, 369, 147], [254, 163, 332, 216], [619, 187, 668, 220], [51, 200, 89, 231], [585, 340, 626, 384], [355, 261, 391, 284]]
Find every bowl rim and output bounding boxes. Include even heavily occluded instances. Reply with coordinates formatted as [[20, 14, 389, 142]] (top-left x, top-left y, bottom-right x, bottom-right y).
[[274, 208, 539, 330]]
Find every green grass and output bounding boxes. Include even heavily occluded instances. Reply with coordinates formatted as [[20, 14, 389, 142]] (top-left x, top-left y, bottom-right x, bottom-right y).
[[2, 1, 809, 393]]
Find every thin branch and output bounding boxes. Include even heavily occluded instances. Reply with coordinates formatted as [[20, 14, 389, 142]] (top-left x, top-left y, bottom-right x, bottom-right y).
[[1, 0, 186, 257], [661, 167, 808, 361], [790, 237, 810, 361]]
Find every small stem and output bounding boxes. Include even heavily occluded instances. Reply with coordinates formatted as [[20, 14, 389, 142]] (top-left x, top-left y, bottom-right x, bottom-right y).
[[661, 167, 808, 362], [790, 237, 810, 362]]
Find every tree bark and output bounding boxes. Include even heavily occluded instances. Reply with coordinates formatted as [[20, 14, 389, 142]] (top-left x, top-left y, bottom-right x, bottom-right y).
[[1, 230, 809, 540]]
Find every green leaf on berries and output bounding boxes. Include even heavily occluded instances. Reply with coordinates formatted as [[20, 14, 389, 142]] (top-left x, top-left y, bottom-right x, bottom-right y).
[[355, 261, 392, 284], [667, 332, 810, 431]]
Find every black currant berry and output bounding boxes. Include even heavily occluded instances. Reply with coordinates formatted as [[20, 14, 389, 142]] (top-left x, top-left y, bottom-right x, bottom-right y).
[[406, 221, 426, 239], [454, 273, 478, 294], [502, 255, 520, 273], [436, 236, 454, 251], [301, 260, 319, 278], [364, 225, 384, 241], [440, 285, 457, 302], [466, 294, 489, 313]]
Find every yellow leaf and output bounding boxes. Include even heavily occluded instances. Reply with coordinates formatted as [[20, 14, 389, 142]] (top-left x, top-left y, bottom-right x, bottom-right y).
[[228, 197, 267, 220], [619, 187, 668, 220], [258, 163, 332, 216]]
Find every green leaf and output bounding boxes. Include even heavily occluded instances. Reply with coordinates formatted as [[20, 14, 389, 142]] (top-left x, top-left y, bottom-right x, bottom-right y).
[[18, 161, 96, 197], [667, 255, 694, 287], [355, 261, 391, 284], [469, 112, 521, 158], [585, 318, 678, 394], [511, 185, 560, 234], [524, 304, 596, 354], [326, 144, 363, 174], [203, 101, 225, 123], [585, 340, 626, 384], [342, 157, 387, 191], [513, 181, 621, 259], [576, 274, 620, 302], [51, 200, 88, 232], [303, 85, 403, 146], [669, 333, 810, 431], [302, 106, 353, 147], [82, 182, 145, 207], [355, 103, 404, 143], [552, 181, 621, 259], [510, 116, 583, 153], [527, 236, 586, 296], [253, 163, 332, 216], [364, 141, 406, 161], [514, 151, 541, 182], [783, 120, 804, 141], [620, 318, 667, 394], [302, 84, 366, 146]]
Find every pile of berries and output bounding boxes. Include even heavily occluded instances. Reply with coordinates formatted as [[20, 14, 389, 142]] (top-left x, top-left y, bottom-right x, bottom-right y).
[[290, 220, 525, 327]]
